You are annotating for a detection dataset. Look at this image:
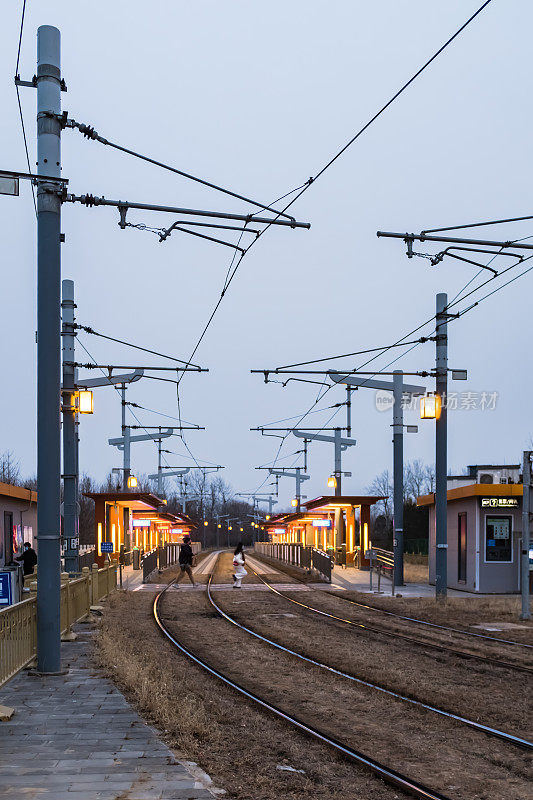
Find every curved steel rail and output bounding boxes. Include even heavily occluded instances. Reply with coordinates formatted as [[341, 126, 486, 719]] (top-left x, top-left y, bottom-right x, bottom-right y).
[[153, 583, 453, 800], [324, 589, 533, 649], [206, 577, 533, 751], [249, 568, 533, 675], [248, 552, 532, 648]]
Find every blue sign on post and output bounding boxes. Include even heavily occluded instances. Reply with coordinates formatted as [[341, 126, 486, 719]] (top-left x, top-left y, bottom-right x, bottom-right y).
[[100, 542, 113, 553], [0, 572, 13, 606]]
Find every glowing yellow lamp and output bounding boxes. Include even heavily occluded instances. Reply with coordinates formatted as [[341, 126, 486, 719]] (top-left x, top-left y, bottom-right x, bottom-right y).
[[266, 515, 271, 520], [327, 475, 337, 489], [420, 394, 442, 420], [204, 520, 208, 526], [78, 389, 94, 414], [127, 475, 138, 489], [291, 498, 298, 508]]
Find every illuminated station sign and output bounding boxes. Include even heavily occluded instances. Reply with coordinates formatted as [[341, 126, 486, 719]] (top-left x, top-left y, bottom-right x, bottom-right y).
[[312, 519, 332, 528], [481, 498, 519, 508]]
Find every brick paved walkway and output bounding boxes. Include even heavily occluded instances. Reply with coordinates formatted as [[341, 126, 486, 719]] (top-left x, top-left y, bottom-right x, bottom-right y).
[[0, 628, 222, 799]]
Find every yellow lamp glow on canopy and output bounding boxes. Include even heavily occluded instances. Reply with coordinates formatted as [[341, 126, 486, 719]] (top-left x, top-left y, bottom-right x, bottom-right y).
[[78, 390, 94, 414], [420, 394, 442, 420], [127, 475, 138, 489], [327, 475, 337, 489]]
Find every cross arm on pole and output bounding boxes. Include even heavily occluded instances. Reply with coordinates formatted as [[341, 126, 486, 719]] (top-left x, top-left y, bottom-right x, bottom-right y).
[[328, 373, 426, 395], [292, 429, 356, 447], [376, 230, 533, 252], [108, 429, 173, 446], [63, 194, 311, 230], [75, 368, 144, 388]]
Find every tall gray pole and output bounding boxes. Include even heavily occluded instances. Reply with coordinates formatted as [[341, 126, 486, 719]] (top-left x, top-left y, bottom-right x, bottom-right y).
[[521, 451, 531, 620], [121, 385, 131, 488], [435, 293, 448, 599], [62, 280, 78, 574], [36, 26, 62, 673], [157, 439, 163, 495], [295, 468, 302, 512], [334, 429, 342, 496], [392, 370, 404, 587]]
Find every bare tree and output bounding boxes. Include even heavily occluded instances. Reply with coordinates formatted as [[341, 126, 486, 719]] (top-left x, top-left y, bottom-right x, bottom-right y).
[[0, 451, 21, 485], [366, 469, 393, 519], [404, 459, 427, 502]]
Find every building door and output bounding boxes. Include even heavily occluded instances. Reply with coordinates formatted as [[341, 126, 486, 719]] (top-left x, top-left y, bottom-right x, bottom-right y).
[[458, 512, 467, 583], [3, 511, 14, 566]]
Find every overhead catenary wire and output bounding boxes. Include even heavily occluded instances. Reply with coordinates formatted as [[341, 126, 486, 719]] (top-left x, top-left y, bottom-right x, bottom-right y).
[[14, 0, 36, 218], [176, 1, 493, 388], [76, 323, 202, 368]]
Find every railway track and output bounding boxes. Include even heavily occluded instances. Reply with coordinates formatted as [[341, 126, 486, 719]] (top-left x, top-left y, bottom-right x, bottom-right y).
[[206, 575, 533, 752], [249, 553, 532, 649], [327, 591, 533, 648], [246, 561, 533, 674], [153, 579, 454, 800]]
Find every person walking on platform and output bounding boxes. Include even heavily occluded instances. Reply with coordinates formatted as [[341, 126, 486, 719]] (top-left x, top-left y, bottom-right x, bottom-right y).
[[15, 541, 37, 590], [175, 536, 196, 587], [232, 543, 247, 588]]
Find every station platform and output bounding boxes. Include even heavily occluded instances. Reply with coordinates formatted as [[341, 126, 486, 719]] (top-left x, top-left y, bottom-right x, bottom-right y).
[[0, 626, 220, 800], [329, 566, 491, 597]]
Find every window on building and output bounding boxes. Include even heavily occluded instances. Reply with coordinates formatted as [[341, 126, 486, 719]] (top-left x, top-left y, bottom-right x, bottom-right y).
[[458, 512, 467, 582], [485, 515, 512, 562]]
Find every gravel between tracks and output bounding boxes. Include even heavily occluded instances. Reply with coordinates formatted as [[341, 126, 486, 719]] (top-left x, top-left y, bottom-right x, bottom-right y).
[[97, 591, 415, 800]]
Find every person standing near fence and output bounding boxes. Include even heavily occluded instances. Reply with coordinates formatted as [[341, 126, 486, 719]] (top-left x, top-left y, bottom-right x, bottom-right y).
[[175, 536, 196, 587], [232, 543, 247, 588]]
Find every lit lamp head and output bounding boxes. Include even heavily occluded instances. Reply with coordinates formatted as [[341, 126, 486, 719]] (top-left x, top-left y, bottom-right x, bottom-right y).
[[204, 520, 208, 526], [291, 498, 298, 508], [327, 475, 337, 489], [266, 515, 271, 520], [77, 390, 94, 414], [127, 475, 138, 489], [217, 523, 221, 528], [420, 394, 442, 420]]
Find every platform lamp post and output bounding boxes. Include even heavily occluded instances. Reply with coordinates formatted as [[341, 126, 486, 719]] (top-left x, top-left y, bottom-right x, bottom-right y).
[[521, 451, 532, 621]]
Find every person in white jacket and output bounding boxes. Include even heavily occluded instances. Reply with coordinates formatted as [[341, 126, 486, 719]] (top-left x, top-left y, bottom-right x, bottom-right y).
[[232, 543, 247, 588]]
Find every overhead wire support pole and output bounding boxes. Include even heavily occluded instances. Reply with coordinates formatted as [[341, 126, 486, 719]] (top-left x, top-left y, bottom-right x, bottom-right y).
[[57, 116, 296, 221], [521, 451, 531, 621], [435, 294, 449, 600], [61, 280, 78, 574], [36, 25, 62, 675]]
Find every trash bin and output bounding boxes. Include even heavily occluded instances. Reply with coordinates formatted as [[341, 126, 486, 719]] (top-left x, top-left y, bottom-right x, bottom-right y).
[[132, 548, 140, 570], [336, 546, 346, 567]]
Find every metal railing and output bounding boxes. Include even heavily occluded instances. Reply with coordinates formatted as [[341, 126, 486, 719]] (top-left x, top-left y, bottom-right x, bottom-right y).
[[142, 549, 158, 582], [0, 563, 117, 689], [254, 543, 332, 583]]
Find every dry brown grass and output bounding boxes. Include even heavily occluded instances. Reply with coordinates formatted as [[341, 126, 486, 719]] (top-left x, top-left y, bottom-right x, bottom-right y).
[[96, 591, 410, 800]]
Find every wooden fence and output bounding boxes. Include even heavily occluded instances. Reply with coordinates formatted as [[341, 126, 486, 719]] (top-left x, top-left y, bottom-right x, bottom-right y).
[[0, 563, 117, 689]]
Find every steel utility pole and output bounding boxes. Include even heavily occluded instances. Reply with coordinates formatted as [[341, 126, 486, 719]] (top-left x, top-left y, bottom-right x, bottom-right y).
[[521, 451, 531, 620], [435, 293, 448, 599], [329, 371, 425, 587], [292, 429, 355, 496], [121, 385, 130, 488], [268, 469, 309, 512], [61, 280, 78, 574], [36, 25, 62, 674]]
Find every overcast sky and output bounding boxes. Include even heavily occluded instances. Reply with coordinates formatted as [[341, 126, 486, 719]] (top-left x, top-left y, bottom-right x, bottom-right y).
[[1, 1, 531, 510]]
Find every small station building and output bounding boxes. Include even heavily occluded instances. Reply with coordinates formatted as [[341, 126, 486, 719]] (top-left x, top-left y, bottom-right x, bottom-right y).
[[0, 482, 37, 568], [86, 490, 196, 566], [418, 464, 531, 593], [264, 495, 384, 569]]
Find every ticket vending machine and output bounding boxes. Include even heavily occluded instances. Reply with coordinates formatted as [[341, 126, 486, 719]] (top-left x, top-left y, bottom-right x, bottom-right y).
[[0, 565, 23, 607]]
